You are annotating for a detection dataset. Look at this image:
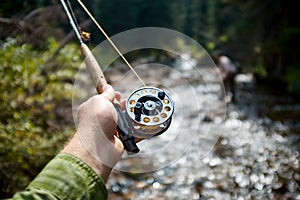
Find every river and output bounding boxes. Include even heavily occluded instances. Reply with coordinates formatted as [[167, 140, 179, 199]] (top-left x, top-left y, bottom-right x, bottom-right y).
[[99, 57, 300, 200]]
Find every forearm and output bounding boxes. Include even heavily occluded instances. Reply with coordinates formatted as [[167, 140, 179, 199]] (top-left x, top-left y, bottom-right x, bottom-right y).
[[61, 132, 113, 182], [11, 153, 108, 200]]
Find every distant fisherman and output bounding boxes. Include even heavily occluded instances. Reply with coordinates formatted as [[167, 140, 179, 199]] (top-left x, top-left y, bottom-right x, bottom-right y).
[[216, 52, 238, 102]]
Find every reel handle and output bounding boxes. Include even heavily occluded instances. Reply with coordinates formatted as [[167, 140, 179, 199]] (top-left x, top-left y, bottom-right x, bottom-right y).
[[80, 43, 139, 153]]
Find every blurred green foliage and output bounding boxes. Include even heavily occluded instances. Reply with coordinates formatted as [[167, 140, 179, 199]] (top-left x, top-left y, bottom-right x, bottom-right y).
[[1, 0, 300, 93], [0, 0, 300, 197], [0, 37, 81, 197]]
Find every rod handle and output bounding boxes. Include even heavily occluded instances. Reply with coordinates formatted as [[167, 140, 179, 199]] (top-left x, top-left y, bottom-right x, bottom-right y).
[[80, 43, 107, 94]]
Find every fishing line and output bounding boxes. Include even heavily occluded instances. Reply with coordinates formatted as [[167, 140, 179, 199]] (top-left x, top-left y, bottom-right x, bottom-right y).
[[66, 0, 80, 32], [77, 0, 147, 87]]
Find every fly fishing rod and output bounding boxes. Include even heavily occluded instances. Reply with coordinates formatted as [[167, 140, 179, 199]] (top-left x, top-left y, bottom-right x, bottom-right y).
[[59, 0, 174, 153]]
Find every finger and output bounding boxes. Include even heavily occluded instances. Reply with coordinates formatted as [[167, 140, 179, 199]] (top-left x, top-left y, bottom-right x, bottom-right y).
[[101, 85, 115, 102], [121, 99, 126, 111], [115, 91, 122, 103]]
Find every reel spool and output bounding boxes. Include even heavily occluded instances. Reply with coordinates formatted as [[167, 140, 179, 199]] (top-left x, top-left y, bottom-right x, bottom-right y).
[[126, 87, 174, 138]]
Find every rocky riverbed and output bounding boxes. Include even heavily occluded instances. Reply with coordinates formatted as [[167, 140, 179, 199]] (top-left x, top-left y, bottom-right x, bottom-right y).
[[100, 57, 300, 200]]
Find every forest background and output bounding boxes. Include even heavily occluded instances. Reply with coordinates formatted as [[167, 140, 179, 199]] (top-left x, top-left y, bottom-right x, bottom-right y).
[[0, 0, 299, 197]]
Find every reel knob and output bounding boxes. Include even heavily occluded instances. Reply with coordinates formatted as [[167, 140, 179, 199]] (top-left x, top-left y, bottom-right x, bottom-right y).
[[126, 87, 174, 138]]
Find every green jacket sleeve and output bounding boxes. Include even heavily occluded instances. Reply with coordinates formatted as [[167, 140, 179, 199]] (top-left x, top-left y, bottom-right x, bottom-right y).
[[11, 153, 108, 200]]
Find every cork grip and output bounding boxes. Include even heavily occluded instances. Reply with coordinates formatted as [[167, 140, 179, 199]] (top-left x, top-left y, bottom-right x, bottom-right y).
[[80, 43, 107, 94]]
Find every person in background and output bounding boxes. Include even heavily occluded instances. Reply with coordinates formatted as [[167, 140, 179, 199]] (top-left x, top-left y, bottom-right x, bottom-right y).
[[10, 85, 126, 200], [216, 52, 238, 103]]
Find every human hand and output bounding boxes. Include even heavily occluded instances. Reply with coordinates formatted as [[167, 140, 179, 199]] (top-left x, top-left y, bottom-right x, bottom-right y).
[[62, 85, 124, 182]]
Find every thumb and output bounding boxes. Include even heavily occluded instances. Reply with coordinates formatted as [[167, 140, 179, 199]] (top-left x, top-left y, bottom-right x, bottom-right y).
[[101, 84, 115, 102]]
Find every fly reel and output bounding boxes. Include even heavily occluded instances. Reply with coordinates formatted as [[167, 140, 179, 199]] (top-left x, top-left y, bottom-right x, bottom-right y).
[[125, 87, 174, 138]]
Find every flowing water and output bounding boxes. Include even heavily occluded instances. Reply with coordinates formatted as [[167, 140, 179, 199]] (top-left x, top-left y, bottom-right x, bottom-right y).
[[103, 60, 300, 200]]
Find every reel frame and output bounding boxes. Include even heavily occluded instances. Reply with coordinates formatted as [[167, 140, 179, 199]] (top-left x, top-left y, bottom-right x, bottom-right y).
[[125, 87, 174, 138]]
